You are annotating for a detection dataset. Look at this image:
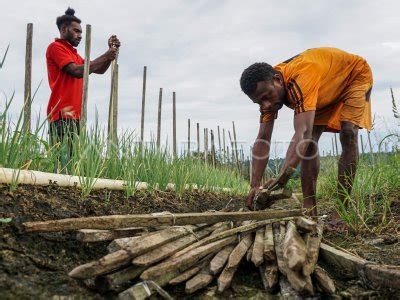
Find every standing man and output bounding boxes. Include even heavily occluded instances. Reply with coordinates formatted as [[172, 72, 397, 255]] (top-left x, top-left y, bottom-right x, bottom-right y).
[[46, 8, 120, 145], [240, 47, 373, 228]]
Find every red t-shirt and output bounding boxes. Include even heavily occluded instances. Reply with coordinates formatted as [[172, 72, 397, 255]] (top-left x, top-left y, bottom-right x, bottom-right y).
[[46, 39, 84, 121]]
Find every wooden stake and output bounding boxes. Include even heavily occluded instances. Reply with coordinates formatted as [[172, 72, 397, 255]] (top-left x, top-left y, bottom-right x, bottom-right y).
[[232, 121, 241, 173], [23, 23, 33, 132], [24, 209, 303, 232], [140, 237, 236, 280], [313, 265, 336, 294], [187, 118, 191, 157], [196, 123, 200, 154], [140, 66, 147, 148], [295, 217, 317, 233], [76, 227, 145, 242], [156, 88, 162, 150], [251, 228, 265, 267], [217, 125, 221, 157], [185, 260, 214, 294], [334, 133, 339, 156], [261, 262, 279, 292], [94, 265, 145, 292], [263, 223, 275, 261], [210, 244, 235, 275], [107, 236, 141, 253], [169, 266, 201, 285], [302, 220, 323, 276], [283, 221, 306, 271], [360, 134, 365, 155], [210, 129, 216, 167], [107, 56, 118, 150], [204, 128, 208, 164], [172, 91, 177, 158], [131, 225, 215, 266], [246, 241, 254, 262], [81, 24, 91, 129], [223, 128, 226, 163], [69, 226, 198, 279], [217, 233, 252, 292], [112, 64, 119, 143]]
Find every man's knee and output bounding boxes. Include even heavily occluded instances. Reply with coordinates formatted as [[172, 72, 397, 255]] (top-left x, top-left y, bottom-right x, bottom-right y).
[[340, 122, 358, 148]]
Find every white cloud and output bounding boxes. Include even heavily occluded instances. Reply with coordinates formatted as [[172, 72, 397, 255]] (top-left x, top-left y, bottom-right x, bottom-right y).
[[1, 0, 399, 158]]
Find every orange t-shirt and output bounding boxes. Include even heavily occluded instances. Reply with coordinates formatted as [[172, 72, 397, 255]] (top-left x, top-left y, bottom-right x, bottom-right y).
[[260, 47, 367, 123]]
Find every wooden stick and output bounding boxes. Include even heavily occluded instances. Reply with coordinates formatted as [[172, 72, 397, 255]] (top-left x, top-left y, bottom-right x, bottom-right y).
[[107, 56, 118, 150], [360, 134, 365, 155], [210, 129, 216, 167], [313, 265, 336, 294], [156, 88, 162, 150], [107, 236, 141, 253], [140, 66, 147, 148], [94, 265, 146, 292], [185, 260, 213, 294], [295, 217, 317, 233], [246, 240, 254, 262], [24, 209, 303, 232], [210, 244, 235, 275], [172, 91, 177, 158], [272, 222, 313, 295], [187, 118, 191, 157], [283, 221, 306, 271], [204, 128, 208, 164], [196, 123, 200, 154], [171, 217, 299, 259], [302, 220, 323, 276], [76, 227, 145, 242], [217, 233, 252, 292], [81, 24, 91, 129], [223, 128, 226, 163], [69, 226, 199, 279], [23, 23, 33, 132], [169, 266, 201, 285], [251, 228, 265, 267], [131, 225, 216, 266], [140, 236, 236, 280], [262, 262, 279, 292], [217, 125, 221, 157], [263, 224, 275, 261], [320, 243, 400, 290], [112, 64, 119, 143], [232, 121, 241, 174]]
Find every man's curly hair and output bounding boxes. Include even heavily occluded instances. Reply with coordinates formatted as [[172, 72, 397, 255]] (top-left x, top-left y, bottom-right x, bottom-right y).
[[240, 62, 276, 95], [56, 8, 81, 30]]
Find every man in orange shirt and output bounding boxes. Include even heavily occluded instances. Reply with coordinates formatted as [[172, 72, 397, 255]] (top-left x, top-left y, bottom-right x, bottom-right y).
[[241, 48, 373, 227], [46, 8, 120, 146]]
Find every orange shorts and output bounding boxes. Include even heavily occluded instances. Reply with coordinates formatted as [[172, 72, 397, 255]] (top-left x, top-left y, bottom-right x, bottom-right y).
[[314, 61, 373, 132]]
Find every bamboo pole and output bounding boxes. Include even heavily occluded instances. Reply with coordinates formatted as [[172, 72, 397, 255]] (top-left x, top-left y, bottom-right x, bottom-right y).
[[81, 24, 91, 129], [23, 209, 304, 232], [173, 92, 177, 158], [23, 23, 33, 132], [140, 66, 147, 149], [187, 118, 191, 157], [211, 129, 216, 167], [156, 88, 163, 150], [196, 123, 200, 154]]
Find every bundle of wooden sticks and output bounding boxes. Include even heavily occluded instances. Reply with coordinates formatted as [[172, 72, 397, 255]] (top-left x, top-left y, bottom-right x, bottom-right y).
[[23, 208, 335, 299]]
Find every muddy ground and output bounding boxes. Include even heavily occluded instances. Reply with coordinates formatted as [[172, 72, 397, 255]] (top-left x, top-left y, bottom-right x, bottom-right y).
[[0, 184, 399, 299]]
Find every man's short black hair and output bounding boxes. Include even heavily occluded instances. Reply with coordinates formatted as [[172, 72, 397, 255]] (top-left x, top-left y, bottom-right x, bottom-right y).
[[56, 8, 81, 30], [240, 62, 276, 95]]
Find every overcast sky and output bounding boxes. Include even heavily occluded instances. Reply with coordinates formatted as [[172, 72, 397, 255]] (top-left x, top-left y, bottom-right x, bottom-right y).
[[1, 0, 399, 158]]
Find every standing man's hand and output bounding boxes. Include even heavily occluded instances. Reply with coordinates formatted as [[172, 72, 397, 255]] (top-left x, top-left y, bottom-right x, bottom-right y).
[[107, 35, 120, 61]]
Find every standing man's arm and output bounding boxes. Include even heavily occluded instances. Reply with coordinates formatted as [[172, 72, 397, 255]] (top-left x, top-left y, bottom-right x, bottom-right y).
[[268, 110, 315, 190], [63, 35, 120, 77], [246, 119, 274, 209]]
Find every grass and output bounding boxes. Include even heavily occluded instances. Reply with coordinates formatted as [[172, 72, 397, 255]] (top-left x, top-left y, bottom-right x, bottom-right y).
[[0, 90, 249, 197]]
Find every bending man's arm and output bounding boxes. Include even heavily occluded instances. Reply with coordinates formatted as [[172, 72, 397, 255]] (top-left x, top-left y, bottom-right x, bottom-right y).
[[250, 119, 274, 188], [269, 110, 315, 190], [62, 49, 117, 78]]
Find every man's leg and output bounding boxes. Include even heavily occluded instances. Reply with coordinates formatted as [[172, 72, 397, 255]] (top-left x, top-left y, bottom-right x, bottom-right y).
[[337, 121, 359, 206], [301, 125, 325, 216]]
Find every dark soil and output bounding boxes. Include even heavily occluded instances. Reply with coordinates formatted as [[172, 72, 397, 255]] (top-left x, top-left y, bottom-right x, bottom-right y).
[[1, 184, 399, 299], [0, 184, 244, 299]]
